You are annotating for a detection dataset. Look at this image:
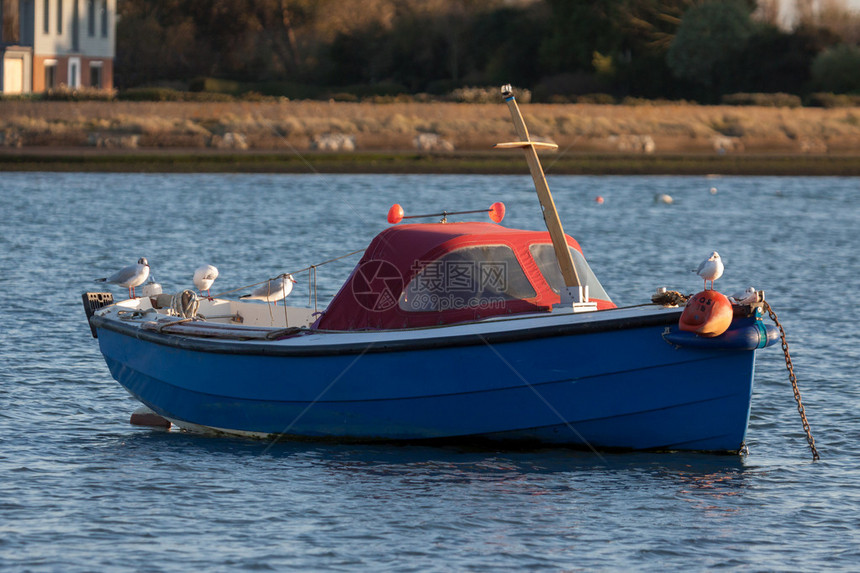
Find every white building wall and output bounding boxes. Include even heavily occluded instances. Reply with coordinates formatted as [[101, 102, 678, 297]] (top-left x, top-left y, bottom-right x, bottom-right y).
[[33, 0, 114, 58], [764, 0, 860, 29], [77, 0, 115, 58]]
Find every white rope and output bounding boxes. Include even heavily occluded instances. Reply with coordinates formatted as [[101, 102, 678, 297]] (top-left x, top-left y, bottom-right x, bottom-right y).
[[171, 289, 200, 318]]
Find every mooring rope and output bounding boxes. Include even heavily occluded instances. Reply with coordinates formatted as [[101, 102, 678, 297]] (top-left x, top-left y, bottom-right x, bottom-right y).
[[651, 289, 690, 306], [764, 301, 820, 461], [171, 289, 200, 318]]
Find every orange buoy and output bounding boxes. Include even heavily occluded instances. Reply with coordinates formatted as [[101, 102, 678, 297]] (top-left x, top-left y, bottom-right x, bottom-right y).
[[679, 290, 733, 337]]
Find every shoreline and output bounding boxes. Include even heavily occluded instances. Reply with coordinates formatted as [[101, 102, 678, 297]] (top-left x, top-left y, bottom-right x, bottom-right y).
[[2, 148, 860, 175], [3, 100, 860, 175]]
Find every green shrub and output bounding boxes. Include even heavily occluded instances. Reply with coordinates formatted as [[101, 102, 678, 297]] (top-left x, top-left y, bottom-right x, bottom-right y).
[[42, 86, 116, 101], [189, 77, 242, 94], [721, 93, 802, 108], [448, 86, 531, 103], [184, 91, 235, 102], [362, 94, 419, 104], [620, 97, 696, 106], [249, 81, 322, 99], [118, 87, 236, 102], [328, 92, 359, 102], [118, 87, 186, 101], [575, 93, 616, 105], [806, 92, 860, 108]]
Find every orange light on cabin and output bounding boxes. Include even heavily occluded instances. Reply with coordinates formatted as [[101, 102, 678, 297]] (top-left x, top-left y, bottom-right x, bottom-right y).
[[387, 204, 404, 224], [489, 202, 506, 223]]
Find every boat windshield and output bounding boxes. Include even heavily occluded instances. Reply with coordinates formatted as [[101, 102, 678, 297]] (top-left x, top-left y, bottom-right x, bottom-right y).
[[399, 245, 536, 312], [529, 244, 612, 302]]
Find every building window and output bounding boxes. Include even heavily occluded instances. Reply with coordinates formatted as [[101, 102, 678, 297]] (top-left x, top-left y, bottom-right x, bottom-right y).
[[57, 0, 62, 34], [86, 0, 93, 36], [45, 60, 57, 89], [43, 0, 50, 34], [99, 0, 106, 38], [71, 0, 79, 50], [89, 61, 102, 88], [68, 57, 80, 88], [20, 0, 35, 45]]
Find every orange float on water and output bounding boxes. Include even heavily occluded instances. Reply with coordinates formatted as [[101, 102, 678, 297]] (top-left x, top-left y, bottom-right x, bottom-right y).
[[679, 290, 733, 337]]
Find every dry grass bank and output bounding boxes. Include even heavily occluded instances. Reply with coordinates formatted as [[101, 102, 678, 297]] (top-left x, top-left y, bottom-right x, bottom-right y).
[[2, 100, 860, 157]]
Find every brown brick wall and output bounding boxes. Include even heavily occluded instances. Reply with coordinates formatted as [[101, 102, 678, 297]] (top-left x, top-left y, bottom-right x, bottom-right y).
[[32, 54, 113, 92]]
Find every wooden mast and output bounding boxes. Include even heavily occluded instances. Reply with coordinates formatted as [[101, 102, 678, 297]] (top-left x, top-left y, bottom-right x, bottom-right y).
[[496, 84, 589, 305]]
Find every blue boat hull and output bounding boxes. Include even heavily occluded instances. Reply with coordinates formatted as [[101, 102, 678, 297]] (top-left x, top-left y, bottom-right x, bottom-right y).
[[94, 313, 765, 452]]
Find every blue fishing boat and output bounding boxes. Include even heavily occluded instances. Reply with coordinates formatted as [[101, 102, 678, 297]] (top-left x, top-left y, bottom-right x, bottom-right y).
[[84, 86, 780, 453]]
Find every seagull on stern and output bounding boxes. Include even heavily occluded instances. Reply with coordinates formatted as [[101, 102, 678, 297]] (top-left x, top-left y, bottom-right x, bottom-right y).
[[193, 264, 219, 299], [240, 274, 297, 305], [695, 251, 724, 290], [95, 257, 150, 298]]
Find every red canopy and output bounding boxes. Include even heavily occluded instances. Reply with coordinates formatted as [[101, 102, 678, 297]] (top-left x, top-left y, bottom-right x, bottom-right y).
[[313, 222, 615, 331]]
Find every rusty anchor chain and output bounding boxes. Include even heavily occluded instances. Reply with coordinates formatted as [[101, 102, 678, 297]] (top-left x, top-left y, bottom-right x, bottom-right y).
[[764, 301, 820, 461]]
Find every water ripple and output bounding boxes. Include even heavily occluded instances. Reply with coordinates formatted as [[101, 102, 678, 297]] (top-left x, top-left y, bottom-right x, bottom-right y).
[[1, 173, 858, 571]]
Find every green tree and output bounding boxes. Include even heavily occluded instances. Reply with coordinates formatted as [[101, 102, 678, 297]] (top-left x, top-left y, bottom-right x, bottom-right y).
[[729, 24, 839, 95], [539, 0, 625, 75], [464, 6, 548, 88], [811, 44, 860, 94], [116, 0, 210, 87], [666, 0, 755, 94], [619, 0, 697, 53], [612, 0, 698, 98]]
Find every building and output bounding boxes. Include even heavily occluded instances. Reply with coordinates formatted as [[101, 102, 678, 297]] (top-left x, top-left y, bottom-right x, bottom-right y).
[[1, 0, 115, 94], [756, 0, 860, 29]]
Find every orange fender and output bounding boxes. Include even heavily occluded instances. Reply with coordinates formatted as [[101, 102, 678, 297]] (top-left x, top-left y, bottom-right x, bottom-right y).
[[679, 290, 733, 338]]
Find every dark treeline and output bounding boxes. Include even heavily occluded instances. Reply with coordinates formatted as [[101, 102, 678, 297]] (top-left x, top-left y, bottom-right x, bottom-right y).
[[116, 0, 860, 102]]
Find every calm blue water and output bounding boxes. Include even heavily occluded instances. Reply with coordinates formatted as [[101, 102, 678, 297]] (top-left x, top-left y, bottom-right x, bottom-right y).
[[1, 172, 858, 571]]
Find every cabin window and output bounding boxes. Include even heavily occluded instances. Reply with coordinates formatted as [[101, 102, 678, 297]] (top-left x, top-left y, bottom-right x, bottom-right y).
[[529, 244, 612, 302], [399, 245, 536, 312]]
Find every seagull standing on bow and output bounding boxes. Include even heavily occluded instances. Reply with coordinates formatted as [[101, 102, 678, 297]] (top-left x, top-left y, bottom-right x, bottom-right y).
[[95, 257, 151, 298], [193, 264, 219, 299], [729, 286, 758, 305], [240, 274, 297, 305], [695, 251, 724, 290]]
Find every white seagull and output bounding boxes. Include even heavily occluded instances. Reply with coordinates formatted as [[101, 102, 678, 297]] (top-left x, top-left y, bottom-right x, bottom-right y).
[[240, 274, 297, 304], [193, 264, 219, 298], [729, 286, 758, 305], [695, 251, 724, 290], [95, 257, 151, 298]]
